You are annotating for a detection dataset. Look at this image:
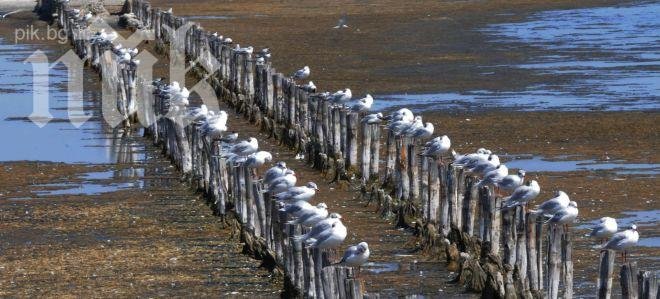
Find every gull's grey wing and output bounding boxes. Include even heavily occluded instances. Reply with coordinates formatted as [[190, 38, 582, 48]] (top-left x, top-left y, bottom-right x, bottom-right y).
[[605, 232, 627, 249]]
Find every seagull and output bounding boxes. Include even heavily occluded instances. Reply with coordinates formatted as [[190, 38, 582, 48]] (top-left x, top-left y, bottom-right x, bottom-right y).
[[292, 66, 310, 80], [602, 224, 639, 261], [407, 122, 434, 139], [532, 190, 569, 217], [495, 169, 526, 193], [235, 45, 253, 54], [280, 200, 318, 218], [590, 217, 618, 243], [243, 151, 273, 168], [476, 164, 508, 188], [348, 94, 374, 113], [501, 180, 540, 210], [305, 220, 347, 249], [331, 88, 352, 105], [545, 201, 578, 227], [387, 108, 414, 122], [266, 169, 297, 194], [421, 135, 451, 161], [201, 116, 228, 140], [401, 116, 423, 136], [263, 161, 287, 185], [219, 131, 238, 143], [294, 213, 343, 243], [288, 202, 329, 227], [273, 182, 319, 202], [187, 104, 208, 122], [361, 113, 384, 124], [333, 15, 349, 29], [467, 154, 500, 176], [223, 37, 233, 44], [301, 81, 316, 93], [229, 137, 259, 156], [452, 148, 491, 166], [388, 117, 415, 136], [334, 242, 370, 277]]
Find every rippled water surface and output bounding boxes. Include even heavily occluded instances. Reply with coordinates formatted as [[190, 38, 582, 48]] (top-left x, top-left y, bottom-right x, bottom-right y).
[[375, 2, 660, 112]]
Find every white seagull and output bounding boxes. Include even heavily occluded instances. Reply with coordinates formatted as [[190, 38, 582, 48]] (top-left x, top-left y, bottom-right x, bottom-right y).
[[331, 88, 352, 105], [301, 81, 316, 93], [407, 122, 434, 139], [333, 15, 349, 29], [495, 169, 526, 193], [602, 224, 639, 261], [501, 180, 541, 210], [229, 137, 259, 156], [292, 66, 310, 80], [294, 213, 343, 243], [243, 151, 273, 168], [532, 190, 569, 217], [545, 201, 578, 227], [266, 169, 297, 194], [288, 202, 329, 227], [467, 154, 500, 176], [305, 220, 347, 249], [387, 108, 414, 122], [477, 164, 508, 188], [421, 135, 451, 160], [335, 242, 370, 276], [273, 182, 319, 202], [590, 217, 618, 243], [361, 113, 384, 124], [263, 161, 287, 185], [349, 94, 374, 113]]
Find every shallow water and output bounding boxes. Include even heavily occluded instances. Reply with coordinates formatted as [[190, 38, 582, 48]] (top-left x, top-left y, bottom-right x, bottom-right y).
[[502, 155, 660, 175], [375, 1, 660, 112], [0, 38, 126, 164]]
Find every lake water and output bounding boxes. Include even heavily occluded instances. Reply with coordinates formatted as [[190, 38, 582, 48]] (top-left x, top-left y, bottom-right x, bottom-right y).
[[374, 1, 660, 112]]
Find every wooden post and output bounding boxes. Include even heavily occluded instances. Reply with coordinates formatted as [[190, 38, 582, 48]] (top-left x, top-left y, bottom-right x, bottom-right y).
[[440, 164, 450, 236], [526, 212, 540, 293], [332, 108, 342, 158], [384, 131, 396, 186], [515, 207, 529, 294], [428, 159, 440, 225], [547, 225, 563, 299], [408, 142, 419, 203], [420, 155, 429, 221], [347, 112, 359, 170], [637, 270, 658, 299], [462, 177, 478, 235], [339, 109, 348, 159], [369, 124, 380, 179], [598, 249, 615, 299], [361, 122, 372, 182], [620, 262, 638, 299], [562, 227, 574, 298], [502, 207, 517, 267]]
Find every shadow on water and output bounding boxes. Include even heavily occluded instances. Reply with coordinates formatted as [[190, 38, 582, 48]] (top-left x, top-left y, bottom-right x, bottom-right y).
[[374, 2, 660, 112]]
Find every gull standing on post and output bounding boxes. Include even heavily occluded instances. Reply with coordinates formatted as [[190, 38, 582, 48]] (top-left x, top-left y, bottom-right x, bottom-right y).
[[407, 122, 434, 139], [532, 190, 569, 217], [263, 161, 287, 185], [545, 201, 578, 228], [334, 242, 370, 277], [362, 113, 384, 124], [294, 213, 343, 243], [477, 164, 509, 188], [495, 169, 526, 193], [266, 169, 297, 194], [305, 220, 347, 249], [288, 202, 329, 227], [590, 217, 618, 243], [422, 135, 451, 163], [292, 66, 310, 80], [387, 108, 414, 122], [229, 137, 259, 156], [501, 180, 541, 210], [273, 182, 319, 202], [349, 94, 374, 113], [331, 88, 352, 105], [468, 154, 500, 176], [602, 224, 638, 261], [243, 151, 273, 168]]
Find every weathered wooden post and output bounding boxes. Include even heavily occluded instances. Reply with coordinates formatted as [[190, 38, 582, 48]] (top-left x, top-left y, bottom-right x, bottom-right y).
[[428, 159, 440, 225], [369, 124, 380, 179], [597, 249, 615, 299], [347, 112, 359, 171], [361, 122, 372, 182], [620, 262, 638, 299], [547, 225, 563, 299], [526, 212, 541, 293], [637, 270, 658, 299], [562, 227, 574, 298]]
